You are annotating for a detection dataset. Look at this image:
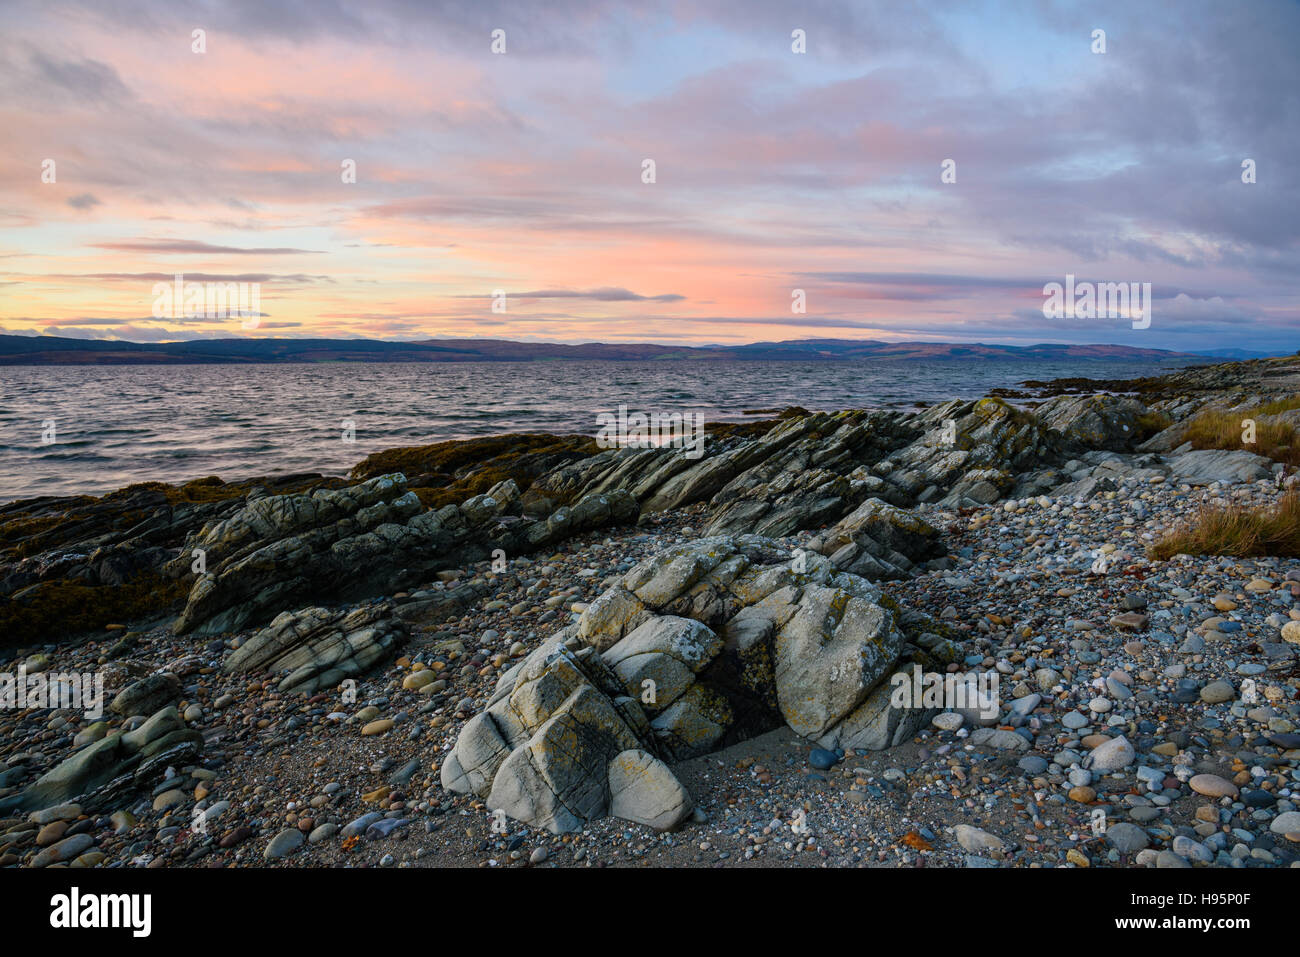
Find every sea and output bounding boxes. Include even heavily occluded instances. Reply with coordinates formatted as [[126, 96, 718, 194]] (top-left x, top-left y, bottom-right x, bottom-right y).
[[0, 358, 1196, 502]]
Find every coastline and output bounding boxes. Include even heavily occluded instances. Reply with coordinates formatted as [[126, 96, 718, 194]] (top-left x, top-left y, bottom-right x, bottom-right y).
[[2, 353, 1298, 870]]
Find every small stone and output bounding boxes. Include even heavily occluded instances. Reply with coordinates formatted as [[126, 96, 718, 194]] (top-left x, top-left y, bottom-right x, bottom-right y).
[[403, 671, 438, 691], [1106, 822, 1149, 854], [1062, 710, 1089, 730], [264, 828, 306, 859], [953, 824, 1005, 854], [35, 821, 69, 846], [153, 788, 186, 811], [28, 804, 81, 825], [1156, 849, 1190, 868], [341, 813, 384, 839], [30, 834, 95, 868], [308, 823, 339, 844], [931, 712, 963, 731], [1270, 811, 1300, 835], [1172, 835, 1212, 863], [808, 749, 840, 770], [219, 826, 253, 848], [1018, 755, 1048, 775], [1086, 735, 1135, 772], [1200, 680, 1234, 704], [1189, 774, 1239, 799], [1109, 612, 1148, 631]]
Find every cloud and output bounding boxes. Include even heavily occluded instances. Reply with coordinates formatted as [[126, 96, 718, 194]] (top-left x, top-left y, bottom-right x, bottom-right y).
[[461, 287, 685, 302], [90, 239, 324, 255], [27, 50, 132, 103], [0, 0, 1296, 353]]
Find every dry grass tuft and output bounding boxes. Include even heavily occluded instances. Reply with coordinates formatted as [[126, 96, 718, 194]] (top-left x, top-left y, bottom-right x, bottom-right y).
[[1253, 395, 1300, 416], [1183, 409, 1300, 466], [1149, 490, 1300, 560]]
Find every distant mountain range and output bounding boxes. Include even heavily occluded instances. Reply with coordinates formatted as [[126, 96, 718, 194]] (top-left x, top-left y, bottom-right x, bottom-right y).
[[0, 334, 1233, 366]]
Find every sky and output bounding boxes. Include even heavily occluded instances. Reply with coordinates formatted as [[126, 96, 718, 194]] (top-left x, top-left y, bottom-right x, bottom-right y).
[[0, 0, 1297, 352]]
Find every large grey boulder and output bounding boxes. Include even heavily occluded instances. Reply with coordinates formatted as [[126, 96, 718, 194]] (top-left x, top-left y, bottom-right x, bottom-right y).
[[817, 667, 935, 750], [223, 602, 409, 695], [442, 639, 649, 833], [442, 535, 914, 834], [1035, 394, 1151, 451], [110, 673, 181, 716], [1165, 449, 1274, 485], [608, 749, 693, 830], [770, 582, 902, 737], [808, 497, 947, 580]]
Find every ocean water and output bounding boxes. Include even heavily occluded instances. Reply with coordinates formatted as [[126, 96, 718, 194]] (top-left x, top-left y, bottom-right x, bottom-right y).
[[0, 359, 1193, 502]]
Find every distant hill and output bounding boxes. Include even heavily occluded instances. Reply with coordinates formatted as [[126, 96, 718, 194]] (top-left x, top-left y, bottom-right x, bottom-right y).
[[0, 333, 1215, 366], [1185, 347, 1281, 360]]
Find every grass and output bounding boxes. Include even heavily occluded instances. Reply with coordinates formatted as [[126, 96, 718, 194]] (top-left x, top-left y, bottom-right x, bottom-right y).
[[1135, 411, 1173, 442], [1183, 409, 1300, 467], [1149, 490, 1300, 560], [1253, 395, 1300, 416]]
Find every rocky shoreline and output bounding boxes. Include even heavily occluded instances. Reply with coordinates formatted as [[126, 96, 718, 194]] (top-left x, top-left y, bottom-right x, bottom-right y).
[[2, 354, 1299, 869]]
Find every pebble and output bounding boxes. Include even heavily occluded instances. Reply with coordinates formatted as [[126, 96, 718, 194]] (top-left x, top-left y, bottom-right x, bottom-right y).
[[808, 749, 840, 770], [341, 813, 384, 838], [953, 824, 1004, 854], [1086, 735, 1135, 772], [1105, 822, 1150, 854], [1189, 774, 1239, 799], [1200, 680, 1235, 704], [1270, 811, 1300, 836], [30, 834, 94, 868], [306, 823, 336, 843], [1062, 711, 1088, 730], [931, 712, 963, 731], [264, 828, 305, 859]]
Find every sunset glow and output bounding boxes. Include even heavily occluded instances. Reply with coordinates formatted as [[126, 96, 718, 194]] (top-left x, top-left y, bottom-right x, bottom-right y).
[[2, 0, 1297, 351]]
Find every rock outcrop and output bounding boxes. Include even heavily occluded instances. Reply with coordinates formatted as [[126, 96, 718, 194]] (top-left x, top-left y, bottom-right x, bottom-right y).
[[1034, 393, 1151, 451], [807, 497, 947, 580], [170, 474, 639, 635], [223, 603, 409, 695], [0, 703, 202, 815], [441, 535, 930, 833]]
